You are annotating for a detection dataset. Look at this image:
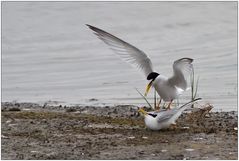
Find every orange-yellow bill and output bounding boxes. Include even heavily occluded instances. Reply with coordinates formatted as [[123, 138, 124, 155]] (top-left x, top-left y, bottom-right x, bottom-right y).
[[144, 80, 153, 96], [138, 108, 148, 115]]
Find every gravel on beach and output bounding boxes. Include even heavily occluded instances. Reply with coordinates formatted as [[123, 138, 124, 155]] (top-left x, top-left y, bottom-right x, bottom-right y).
[[1, 102, 238, 160]]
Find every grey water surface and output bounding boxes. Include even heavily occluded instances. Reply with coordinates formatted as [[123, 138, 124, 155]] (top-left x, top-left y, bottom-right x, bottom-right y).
[[2, 2, 237, 111]]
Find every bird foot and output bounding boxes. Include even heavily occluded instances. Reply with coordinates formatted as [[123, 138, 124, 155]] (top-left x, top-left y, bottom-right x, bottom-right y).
[[169, 123, 177, 130], [155, 106, 161, 111], [166, 105, 171, 110], [166, 100, 173, 110]]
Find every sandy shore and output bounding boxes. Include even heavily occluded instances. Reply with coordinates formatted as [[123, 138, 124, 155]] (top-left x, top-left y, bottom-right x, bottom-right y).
[[1, 102, 238, 160]]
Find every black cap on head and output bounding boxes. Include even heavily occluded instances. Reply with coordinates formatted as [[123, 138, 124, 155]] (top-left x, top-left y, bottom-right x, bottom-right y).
[[147, 72, 160, 80], [148, 113, 158, 118]]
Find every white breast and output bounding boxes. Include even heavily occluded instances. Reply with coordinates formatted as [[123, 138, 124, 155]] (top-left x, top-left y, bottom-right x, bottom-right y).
[[144, 116, 161, 130], [144, 115, 173, 130]]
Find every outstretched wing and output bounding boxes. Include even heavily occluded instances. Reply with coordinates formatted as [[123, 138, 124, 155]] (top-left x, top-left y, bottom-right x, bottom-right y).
[[86, 24, 154, 77], [168, 58, 193, 90]]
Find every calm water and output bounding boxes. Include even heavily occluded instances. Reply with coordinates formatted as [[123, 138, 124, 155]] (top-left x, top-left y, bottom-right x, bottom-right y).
[[2, 2, 237, 111]]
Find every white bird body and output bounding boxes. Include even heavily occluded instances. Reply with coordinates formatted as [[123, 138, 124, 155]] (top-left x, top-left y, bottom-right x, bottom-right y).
[[153, 75, 180, 102], [139, 98, 201, 130], [144, 109, 182, 130], [144, 116, 162, 130], [86, 24, 193, 103], [144, 112, 172, 130]]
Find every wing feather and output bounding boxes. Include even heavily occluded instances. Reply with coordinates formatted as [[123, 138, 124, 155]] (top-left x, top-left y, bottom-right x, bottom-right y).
[[168, 58, 193, 90], [156, 109, 178, 122], [156, 98, 202, 123], [87, 24, 154, 77]]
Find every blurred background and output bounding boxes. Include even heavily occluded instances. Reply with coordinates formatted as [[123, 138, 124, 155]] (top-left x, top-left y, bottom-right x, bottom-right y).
[[2, 2, 237, 111]]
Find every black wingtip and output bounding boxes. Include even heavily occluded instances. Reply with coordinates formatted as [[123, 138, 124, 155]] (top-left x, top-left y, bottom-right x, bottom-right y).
[[85, 24, 104, 33], [86, 24, 93, 29], [85, 24, 101, 31]]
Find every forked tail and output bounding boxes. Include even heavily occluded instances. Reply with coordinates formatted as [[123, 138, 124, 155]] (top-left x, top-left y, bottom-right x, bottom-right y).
[[172, 98, 202, 122], [179, 98, 202, 110]]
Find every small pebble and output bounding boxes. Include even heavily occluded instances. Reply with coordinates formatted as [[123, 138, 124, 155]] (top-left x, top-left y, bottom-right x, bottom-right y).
[[22, 108, 31, 111], [194, 137, 203, 141], [205, 114, 210, 118], [185, 148, 195, 152], [1, 135, 9, 139], [182, 126, 190, 129], [234, 127, 237, 131], [8, 124, 17, 127], [161, 140, 169, 143], [127, 136, 135, 139], [6, 120, 12, 123], [161, 149, 167, 153], [30, 151, 38, 153], [142, 136, 148, 139], [138, 151, 144, 154]]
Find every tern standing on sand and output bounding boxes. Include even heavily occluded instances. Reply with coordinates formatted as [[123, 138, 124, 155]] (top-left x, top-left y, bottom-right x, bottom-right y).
[[87, 24, 194, 109]]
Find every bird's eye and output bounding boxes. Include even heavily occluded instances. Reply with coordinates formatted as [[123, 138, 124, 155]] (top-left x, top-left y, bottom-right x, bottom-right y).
[[148, 113, 157, 118]]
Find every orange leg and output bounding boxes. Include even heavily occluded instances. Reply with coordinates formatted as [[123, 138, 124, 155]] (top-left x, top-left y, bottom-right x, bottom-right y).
[[166, 100, 173, 110], [155, 98, 162, 111], [157, 98, 162, 108]]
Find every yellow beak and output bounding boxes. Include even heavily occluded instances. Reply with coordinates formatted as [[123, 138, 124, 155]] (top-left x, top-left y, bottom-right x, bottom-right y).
[[144, 80, 153, 96], [138, 108, 148, 115]]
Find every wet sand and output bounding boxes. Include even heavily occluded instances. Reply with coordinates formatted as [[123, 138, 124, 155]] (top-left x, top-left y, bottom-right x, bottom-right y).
[[1, 102, 238, 160]]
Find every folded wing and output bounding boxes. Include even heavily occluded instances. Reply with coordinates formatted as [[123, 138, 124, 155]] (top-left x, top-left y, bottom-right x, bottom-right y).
[[156, 98, 202, 123]]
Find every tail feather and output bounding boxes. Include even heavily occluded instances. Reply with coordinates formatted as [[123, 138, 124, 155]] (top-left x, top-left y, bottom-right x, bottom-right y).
[[179, 98, 202, 110], [171, 98, 202, 122]]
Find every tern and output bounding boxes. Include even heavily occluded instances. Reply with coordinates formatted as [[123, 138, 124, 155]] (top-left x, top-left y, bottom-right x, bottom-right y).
[[86, 24, 194, 109], [138, 98, 202, 130]]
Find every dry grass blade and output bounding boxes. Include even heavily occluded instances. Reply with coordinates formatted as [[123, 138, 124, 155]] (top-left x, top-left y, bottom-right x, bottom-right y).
[[135, 88, 153, 109], [190, 66, 200, 108], [154, 89, 156, 109]]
